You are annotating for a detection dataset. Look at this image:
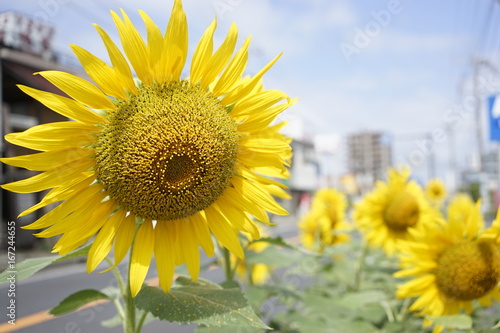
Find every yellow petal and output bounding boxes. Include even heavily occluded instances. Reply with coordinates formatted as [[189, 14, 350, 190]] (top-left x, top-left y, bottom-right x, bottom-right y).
[[35, 191, 107, 238], [154, 221, 176, 292], [161, 0, 188, 81], [189, 212, 214, 257], [215, 195, 259, 238], [0, 148, 93, 171], [222, 186, 270, 224], [111, 10, 152, 85], [221, 53, 282, 106], [205, 205, 244, 259], [130, 220, 155, 297], [232, 176, 288, 216], [87, 209, 126, 273], [22, 184, 104, 228], [19, 172, 95, 216], [190, 20, 216, 84], [36, 70, 115, 110], [200, 23, 238, 89], [2, 157, 94, 193], [213, 36, 251, 97], [138, 10, 164, 83], [18, 85, 104, 124], [5, 122, 98, 151], [237, 99, 296, 133], [240, 136, 292, 155], [113, 213, 137, 267], [231, 89, 289, 117], [71, 44, 128, 100], [178, 220, 200, 281], [56, 200, 115, 255], [93, 24, 137, 95]]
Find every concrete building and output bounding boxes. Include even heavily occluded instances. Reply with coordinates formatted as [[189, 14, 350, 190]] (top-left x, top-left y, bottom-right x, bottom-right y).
[[346, 131, 392, 193]]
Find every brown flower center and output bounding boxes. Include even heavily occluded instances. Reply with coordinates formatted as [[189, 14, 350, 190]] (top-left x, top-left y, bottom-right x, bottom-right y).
[[435, 241, 500, 301], [383, 190, 420, 232], [94, 81, 239, 220]]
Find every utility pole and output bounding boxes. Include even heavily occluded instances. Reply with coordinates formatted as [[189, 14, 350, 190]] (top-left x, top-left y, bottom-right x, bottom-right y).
[[472, 57, 500, 214]]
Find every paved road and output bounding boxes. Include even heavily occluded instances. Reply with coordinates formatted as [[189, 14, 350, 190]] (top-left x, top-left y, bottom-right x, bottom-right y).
[[0, 215, 298, 333]]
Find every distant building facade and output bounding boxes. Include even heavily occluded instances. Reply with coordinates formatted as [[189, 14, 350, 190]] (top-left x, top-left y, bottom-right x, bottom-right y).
[[346, 131, 392, 192], [1, 12, 85, 247]]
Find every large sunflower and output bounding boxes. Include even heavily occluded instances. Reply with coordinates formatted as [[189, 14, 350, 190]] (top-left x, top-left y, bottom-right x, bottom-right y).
[[354, 167, 440, 256], [395, 201, 500, 333], [1, 0, 294, 296], [299, 188, 350, 252]]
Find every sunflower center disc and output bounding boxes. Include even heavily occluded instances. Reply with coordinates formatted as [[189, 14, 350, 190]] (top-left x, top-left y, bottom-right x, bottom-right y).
[[95, 81, 239, 220], [435, 241, 500, 301], [383, 190, 420, 232]]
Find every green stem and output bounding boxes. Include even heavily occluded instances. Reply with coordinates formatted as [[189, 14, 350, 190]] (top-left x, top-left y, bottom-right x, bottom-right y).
[[105, 258, 126, 320], [352, 241, 369, 291], [135, 311, 148, 333], [124, 223, 141, 333], [380, 301, 395, 323], [396, 297, 411, 322], [222, 247, 234, 282]]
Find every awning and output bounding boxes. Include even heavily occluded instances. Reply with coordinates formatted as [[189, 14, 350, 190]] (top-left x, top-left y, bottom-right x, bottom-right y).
[[2, 59, 68, 97]]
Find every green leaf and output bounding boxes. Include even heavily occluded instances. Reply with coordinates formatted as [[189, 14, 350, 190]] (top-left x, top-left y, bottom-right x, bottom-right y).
[[339, 290, 387, 309], [248, 236, 298, 250], [0, 244, 91, 283], [195, 325, 264, 333], [245, 245, 298, 268], [428, 314, 472, 329], [50, 289, 109, 316], [135, 276, 269, 329]]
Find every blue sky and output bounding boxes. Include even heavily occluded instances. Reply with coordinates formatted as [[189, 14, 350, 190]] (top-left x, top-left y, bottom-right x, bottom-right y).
[[2, 0, 500, 185]]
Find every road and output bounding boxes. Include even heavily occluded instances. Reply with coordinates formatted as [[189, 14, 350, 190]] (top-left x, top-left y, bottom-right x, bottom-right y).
[[0, 216, 298, 333]]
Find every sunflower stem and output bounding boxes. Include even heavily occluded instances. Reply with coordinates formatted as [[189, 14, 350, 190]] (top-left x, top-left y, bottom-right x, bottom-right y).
[[396, 297, 411, 322], [135, 310, 148, 333], [105, 258, 126, 321], [222, 247, 235, 282], [352, 241, 369, 291], [124, 224, 141, 333]]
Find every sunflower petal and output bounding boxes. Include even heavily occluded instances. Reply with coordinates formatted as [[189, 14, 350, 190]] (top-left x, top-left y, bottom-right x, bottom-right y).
[[18, 85, 104, 124], [87, 209, 126, 273], [205, 205, 244, 259], [36, 71, 115, 110], [213, 36, 251, 97], [161, 0, 188, 81], [71, 44, 128, 100], [190, 20, 216, 84], [111, 10, 152, 85], [200, 22, 238, 89], [154, 221, 176, 292], [93, 24, 137, 95], [0, 148, 93, 171], [130, 220, 155, 297], [5, 122, 98, 151]]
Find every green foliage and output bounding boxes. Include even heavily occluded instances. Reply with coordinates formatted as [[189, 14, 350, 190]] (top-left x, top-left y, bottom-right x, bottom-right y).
[[135, 276, 269, 329], [50, 289, 110, 315], [0, 244, 90, 283]]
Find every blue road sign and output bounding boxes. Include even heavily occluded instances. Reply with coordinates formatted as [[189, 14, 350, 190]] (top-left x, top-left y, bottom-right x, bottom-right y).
[[488, 94, 500, 141]]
